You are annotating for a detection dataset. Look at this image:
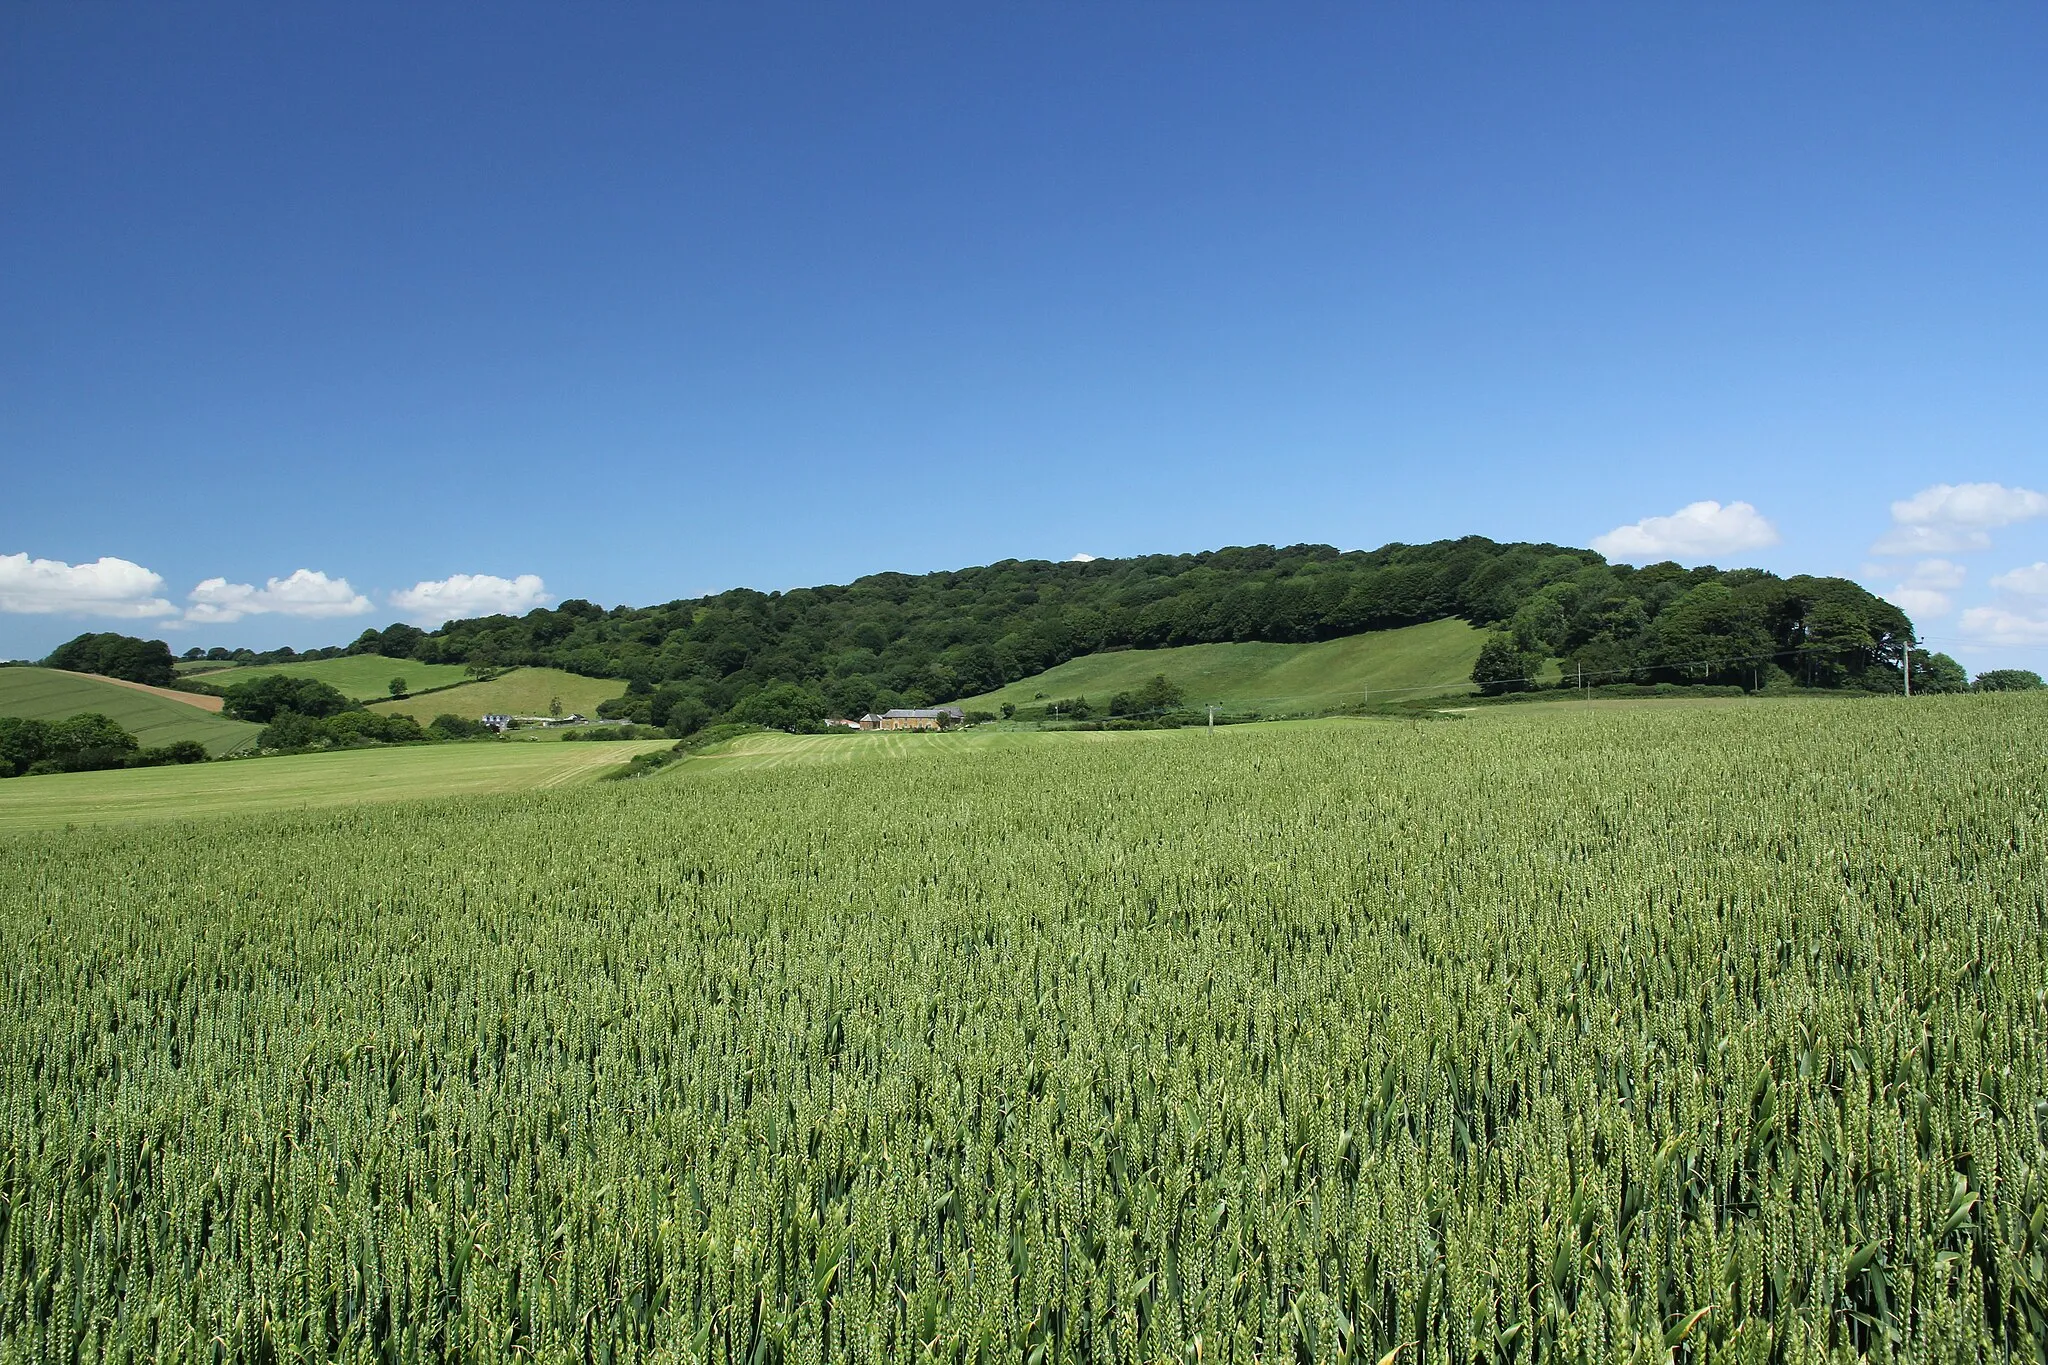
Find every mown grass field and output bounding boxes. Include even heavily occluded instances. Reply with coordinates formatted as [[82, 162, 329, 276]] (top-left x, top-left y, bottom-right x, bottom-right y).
[[0, 736, 669, 831], [0, 666, 260, 755], [186, 655, 476, 700], [2, 692, 2042, 1360], [367, 665, 627, 725], [960, 616, 1487, 715]]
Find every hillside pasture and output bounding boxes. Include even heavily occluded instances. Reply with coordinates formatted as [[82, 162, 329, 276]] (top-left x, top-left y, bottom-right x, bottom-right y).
[[366, 666, 627, 726], [72, 672, 227, 712], [961, 616, 1486, 715], [0, 667, 260, 755], [0, 736, 669, 832], [191, 655, 475, 700]]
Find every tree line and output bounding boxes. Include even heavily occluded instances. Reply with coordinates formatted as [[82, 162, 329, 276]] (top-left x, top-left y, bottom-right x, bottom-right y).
[[41, 633, 178, 687], [0, 715, 207, 779], [339, 539, 1924, 723], [212, 674, 495, 751], [41, 537, 2022, 736]]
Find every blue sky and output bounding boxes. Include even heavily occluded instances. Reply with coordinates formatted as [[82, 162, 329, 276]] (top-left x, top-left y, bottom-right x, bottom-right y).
[[4, 5, 2045, 671]]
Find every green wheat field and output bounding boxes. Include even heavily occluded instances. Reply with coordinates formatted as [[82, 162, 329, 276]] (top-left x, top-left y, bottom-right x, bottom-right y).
[[1, 694, 2043, 1362]]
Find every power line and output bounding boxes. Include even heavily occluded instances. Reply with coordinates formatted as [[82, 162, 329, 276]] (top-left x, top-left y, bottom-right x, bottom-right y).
[[1907, 633, 2048, 657]]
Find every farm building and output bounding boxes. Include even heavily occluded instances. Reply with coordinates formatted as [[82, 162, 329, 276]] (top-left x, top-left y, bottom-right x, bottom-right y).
[[482, 714, 512, 733], [860, 707, 964, 732]]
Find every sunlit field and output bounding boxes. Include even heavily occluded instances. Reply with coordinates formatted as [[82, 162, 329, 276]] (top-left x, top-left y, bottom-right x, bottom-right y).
[[2, 695, 2043, 1360]]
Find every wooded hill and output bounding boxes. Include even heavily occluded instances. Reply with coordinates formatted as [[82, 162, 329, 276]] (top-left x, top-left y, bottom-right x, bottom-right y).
[[324, 538, 1911, 723]]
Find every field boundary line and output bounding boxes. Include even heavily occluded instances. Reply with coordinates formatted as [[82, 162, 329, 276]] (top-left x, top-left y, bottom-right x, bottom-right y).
[[75, 673, 227, 713]]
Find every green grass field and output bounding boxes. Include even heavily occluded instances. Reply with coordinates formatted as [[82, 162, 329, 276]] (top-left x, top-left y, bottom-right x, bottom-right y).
[[960, 616, 1487, 715], [366, 665, 627, 725], [1, 692, 2041, 1359], [0, 666, 260, 755], [0, 736, 670, 832], [187, 655, 476, 700]]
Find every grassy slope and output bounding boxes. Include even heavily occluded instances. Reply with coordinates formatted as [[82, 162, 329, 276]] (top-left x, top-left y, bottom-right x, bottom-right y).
[[190, 656, 475, 700], [960, 617, 1486, 715], [366, 667, 627, 725], [0, 738, 671, 832], [0, 668, 261, 756], [75, 673, 227, 712]]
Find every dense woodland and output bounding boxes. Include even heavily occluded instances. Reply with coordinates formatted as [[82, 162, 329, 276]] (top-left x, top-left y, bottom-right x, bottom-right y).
[[41, 632, 177, 687], [348, 539, 1919, 723], [35, 538, 1930, 728]]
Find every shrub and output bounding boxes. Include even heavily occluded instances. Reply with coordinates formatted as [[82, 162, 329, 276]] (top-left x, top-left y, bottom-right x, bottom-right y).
[[727, 683, 827, 733], [0, 712, 163, 777], [1974, 668, 2044, 692], [562, 725, 661, 741], [223, 675, 355, 723], [260, 709, 426, 751], [1472, 632, 1543, 695], [133, 741, 209, 767]]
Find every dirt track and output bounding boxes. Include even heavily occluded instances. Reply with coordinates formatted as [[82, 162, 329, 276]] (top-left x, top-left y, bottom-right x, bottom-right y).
[[82, 674, 226, 713]]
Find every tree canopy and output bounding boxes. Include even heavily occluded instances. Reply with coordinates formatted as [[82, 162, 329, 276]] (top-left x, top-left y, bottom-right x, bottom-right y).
[[156, 538, 1925, 722], [220, 675, 356, 724], [1973, 669, 2043, 693], [0, 713, 206, 778], [43, 633, 176, 687]]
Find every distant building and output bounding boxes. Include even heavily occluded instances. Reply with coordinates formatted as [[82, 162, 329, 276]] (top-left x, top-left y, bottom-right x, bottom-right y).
[[862, 707, 964, 732], [482, 714, 512, 733]]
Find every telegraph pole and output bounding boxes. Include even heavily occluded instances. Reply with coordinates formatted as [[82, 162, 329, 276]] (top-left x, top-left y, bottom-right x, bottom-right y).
[[1207, 703, 1218, 736], [1903, 641, 1912, 698]]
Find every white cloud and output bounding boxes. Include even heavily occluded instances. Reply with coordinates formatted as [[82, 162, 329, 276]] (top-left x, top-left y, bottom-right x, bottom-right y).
[[389, 572, 549, 625], [1872, 482, 2048, 555], [1952, 559, 2048, 646], [182, 569, 373, 625], [0, 552, 176, 618], [1591, 500, 1780, 564], [1903, 558, 1968, 590], [1886, 587, 1955, 620], [1990, 562, 2048, 596], [1958, 604, 2048, 647], [1069, 553, 1098, 563], [1871, 524, 1992, 556], [1880, 557, 1967, 619], [1892, 482, 2048, 529]]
